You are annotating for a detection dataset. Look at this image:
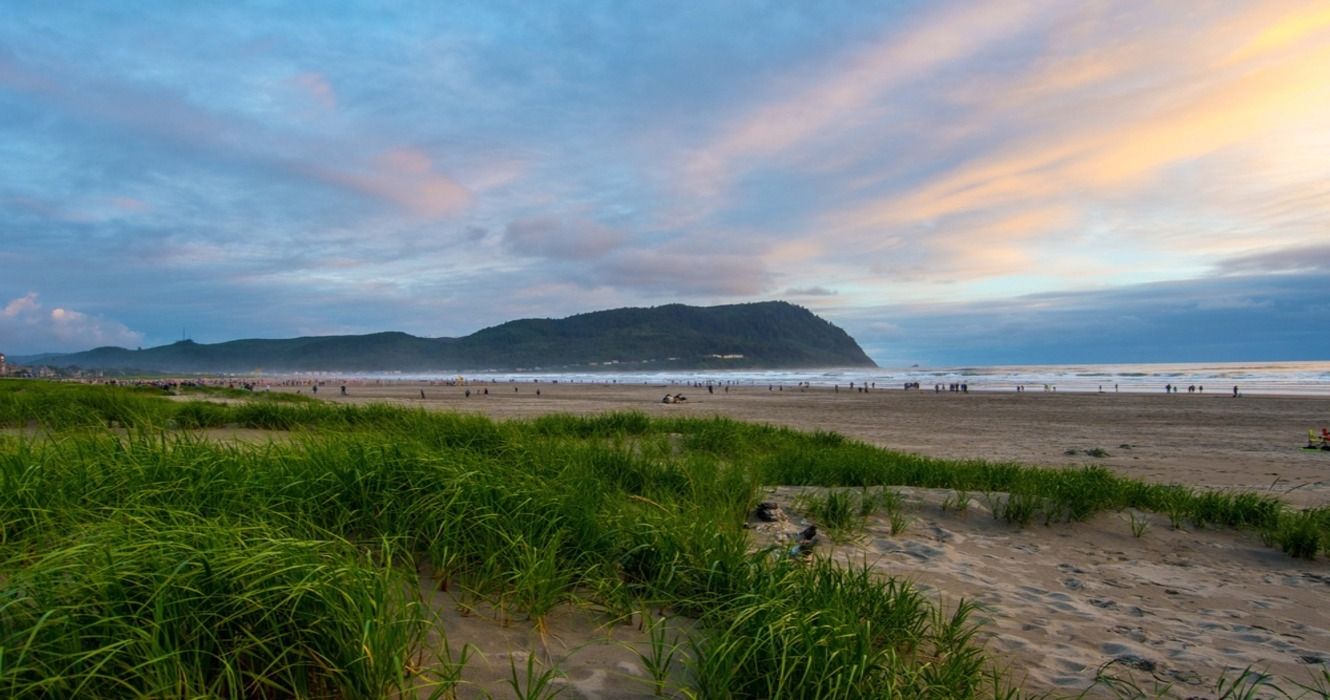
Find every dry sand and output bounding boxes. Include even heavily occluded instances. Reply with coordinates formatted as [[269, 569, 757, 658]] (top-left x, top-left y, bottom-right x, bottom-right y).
[[320, 381, 1330, 508], [281, 382, 1330, 697], [755, 487, 1330, 698]]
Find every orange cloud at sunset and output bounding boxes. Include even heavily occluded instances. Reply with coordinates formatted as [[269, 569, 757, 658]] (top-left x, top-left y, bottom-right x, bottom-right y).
[[812, 1, 1330, 283]]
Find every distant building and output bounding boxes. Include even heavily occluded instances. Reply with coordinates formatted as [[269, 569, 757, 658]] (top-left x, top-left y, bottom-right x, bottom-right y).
[[0, 352, 6, 376]]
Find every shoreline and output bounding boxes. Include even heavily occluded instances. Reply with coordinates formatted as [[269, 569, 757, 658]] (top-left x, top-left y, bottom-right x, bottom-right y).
[[47, 356, 1330, 398]]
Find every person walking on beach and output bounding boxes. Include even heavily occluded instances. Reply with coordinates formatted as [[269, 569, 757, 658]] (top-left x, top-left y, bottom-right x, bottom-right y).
[[1233, 385, 1239, 397]]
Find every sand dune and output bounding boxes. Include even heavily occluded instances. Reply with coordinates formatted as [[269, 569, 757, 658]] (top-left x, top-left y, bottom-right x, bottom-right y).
[[294, 381, 1330, 695], [755, 486, 1330, 697]]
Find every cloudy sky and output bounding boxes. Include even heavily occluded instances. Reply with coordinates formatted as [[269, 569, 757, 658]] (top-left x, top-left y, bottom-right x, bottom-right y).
[[2, 1, 1328, 365]]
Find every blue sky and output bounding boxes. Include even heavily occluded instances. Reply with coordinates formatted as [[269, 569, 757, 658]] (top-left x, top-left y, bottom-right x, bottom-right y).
[[2, 1, 1328, 364]]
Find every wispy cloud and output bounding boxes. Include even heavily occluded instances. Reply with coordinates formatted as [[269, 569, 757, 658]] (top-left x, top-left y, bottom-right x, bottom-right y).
[[1217, 245, 1330, 276], [587, 250, 770, 297], [299, 148, 472, 218], [3, 2, 1327, 361], [503, 217, 626, 260], [0, 48, 472, 220], [289, 72, 336, 111], [821, 3, 1330, 269], [680, 0, 1050, 200], [784, 286, 838, 297]]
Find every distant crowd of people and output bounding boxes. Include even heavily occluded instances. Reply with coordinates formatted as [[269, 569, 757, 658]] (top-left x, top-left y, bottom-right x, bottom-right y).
[[75, 375, 1247, 399]]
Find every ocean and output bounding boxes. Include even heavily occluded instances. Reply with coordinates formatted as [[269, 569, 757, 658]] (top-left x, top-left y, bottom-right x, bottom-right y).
[[369, 361, 1330, 397]]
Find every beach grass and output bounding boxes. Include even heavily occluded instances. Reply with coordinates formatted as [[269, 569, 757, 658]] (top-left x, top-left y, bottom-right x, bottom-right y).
[[0, 513, 421, 698], [2, 378, 1328, 698]]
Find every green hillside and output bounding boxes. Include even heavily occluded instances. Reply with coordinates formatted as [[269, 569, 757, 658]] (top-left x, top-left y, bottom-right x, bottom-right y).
[[17, 301, 876, 372]]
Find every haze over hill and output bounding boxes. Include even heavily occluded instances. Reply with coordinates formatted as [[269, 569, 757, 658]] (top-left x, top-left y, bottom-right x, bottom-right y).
[[15, 301, 875, 373]]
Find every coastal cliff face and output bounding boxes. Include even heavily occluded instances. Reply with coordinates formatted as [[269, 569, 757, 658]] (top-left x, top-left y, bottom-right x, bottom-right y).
[[18, 301, 877, 372]]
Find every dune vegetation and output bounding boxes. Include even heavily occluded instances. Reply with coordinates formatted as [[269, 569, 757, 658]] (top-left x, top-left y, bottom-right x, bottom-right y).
[[1, 379, 1327, 698]]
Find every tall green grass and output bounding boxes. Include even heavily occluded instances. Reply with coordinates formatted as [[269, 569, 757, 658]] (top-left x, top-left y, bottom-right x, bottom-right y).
[[687, 557, 984, 699], [0, 513, 421, 699], [2, 379, 1326, 698]]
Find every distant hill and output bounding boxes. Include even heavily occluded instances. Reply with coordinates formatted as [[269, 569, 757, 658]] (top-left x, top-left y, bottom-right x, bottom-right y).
[[15, 301, 876, 373]]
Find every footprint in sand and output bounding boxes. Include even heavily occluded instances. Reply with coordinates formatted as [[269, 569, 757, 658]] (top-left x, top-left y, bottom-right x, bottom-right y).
[[873, 540, 903, 554], [1055, 658, 1087, 673], [897, 541, 945, 561], [1109, 626, 1149, 643], [927, 525, 956, 543], [1017, 589, 1047, 603], [1019, 616, 1050, 632]]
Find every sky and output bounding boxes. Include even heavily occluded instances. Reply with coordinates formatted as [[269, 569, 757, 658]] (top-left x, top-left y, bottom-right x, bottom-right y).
[[2, 1, 1329, 365]]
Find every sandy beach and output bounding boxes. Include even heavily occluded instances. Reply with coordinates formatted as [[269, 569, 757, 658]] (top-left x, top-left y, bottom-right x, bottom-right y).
[[313, 381, 1330, 508], [272, 381, 1330, 697]]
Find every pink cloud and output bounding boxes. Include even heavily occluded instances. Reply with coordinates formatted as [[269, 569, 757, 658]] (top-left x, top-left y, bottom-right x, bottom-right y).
[[303, 147, 472, 218], [804, 2, 1330, 285], [110, 196, 150, 213], [4, 51, 472, 219], [2, 292, 41, 318], [291, 72, 337, 111], [680, 0, 1052, 199]]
